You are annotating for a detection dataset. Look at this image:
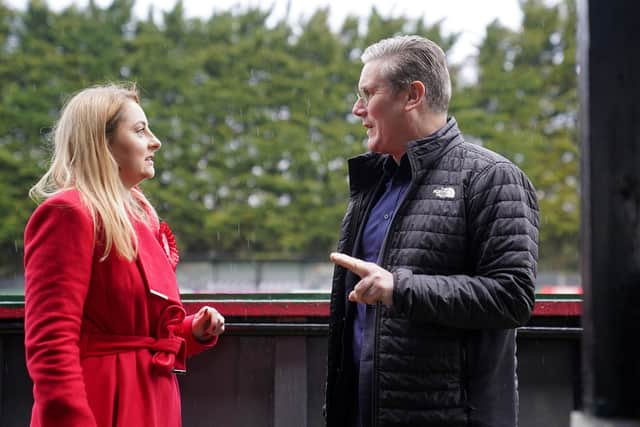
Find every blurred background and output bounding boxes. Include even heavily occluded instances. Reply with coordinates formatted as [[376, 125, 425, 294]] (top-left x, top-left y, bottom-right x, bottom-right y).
[[0, 0, 579, 295]]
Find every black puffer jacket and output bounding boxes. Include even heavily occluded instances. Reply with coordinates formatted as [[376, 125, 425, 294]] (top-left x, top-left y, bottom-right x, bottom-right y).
[[325, 118, 539, 427]]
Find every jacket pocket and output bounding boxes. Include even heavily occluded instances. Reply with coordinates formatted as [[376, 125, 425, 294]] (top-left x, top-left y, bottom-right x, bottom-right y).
[[378, 319, 467, 409]]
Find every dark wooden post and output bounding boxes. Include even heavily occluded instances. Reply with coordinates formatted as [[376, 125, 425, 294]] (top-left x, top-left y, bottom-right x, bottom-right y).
[[573, 0, 640, 425]]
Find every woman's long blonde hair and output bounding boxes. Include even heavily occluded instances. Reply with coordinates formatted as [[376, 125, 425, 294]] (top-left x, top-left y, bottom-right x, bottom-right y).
[[29, 83, 156, 261]]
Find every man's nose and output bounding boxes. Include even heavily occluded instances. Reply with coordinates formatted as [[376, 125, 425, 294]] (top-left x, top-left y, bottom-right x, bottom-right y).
[[352, 98, 366, 117]]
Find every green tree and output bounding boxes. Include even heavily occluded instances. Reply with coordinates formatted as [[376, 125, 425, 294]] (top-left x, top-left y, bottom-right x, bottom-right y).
[[0, 0, 579, 279], [455, 0, 578, 270]]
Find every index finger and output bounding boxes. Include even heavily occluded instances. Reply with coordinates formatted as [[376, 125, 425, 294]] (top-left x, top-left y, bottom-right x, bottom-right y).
[[330, 252, 369, 277], [200, 308, 212, 330]]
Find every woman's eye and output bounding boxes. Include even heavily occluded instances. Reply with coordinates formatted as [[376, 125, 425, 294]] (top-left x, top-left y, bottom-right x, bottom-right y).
[[136, 128, 145, 135]]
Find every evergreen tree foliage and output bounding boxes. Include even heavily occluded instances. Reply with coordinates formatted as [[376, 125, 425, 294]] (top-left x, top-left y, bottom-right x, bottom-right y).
[[0, 0, 578, 275], [455, 0, 578, 269]]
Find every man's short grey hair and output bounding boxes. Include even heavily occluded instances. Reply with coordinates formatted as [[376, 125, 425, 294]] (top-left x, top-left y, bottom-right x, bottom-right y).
[[362, 35, 451, 113]]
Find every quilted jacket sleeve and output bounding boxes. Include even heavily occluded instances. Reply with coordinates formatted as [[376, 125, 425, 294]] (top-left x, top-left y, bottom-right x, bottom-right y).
[[392, 162, 539, 329], [24, 196, 98, 427]]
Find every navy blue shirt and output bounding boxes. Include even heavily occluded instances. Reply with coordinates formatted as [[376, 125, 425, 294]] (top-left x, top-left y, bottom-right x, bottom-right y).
[[351, 155, 411, 426]]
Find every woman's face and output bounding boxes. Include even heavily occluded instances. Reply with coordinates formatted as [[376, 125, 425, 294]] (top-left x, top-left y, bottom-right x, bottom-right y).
[[109, 100, 161, 188]]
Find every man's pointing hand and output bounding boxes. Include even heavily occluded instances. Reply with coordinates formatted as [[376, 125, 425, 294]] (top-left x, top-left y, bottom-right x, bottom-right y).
[[330, 252, 394, 306]]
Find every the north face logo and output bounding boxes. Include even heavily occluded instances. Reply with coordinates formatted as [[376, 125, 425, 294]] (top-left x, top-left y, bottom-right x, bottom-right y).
[[433, 187, 455, 199]]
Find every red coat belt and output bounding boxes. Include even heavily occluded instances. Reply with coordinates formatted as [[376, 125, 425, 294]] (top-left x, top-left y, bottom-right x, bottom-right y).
[[79, 332, 187, 375]]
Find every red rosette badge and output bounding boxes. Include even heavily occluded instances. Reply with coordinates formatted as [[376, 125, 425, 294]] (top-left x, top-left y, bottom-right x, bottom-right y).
[[159, 221, 180, 271]]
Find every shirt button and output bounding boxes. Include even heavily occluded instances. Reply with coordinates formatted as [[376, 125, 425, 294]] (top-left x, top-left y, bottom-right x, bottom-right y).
[[383, 213, 389, 220]]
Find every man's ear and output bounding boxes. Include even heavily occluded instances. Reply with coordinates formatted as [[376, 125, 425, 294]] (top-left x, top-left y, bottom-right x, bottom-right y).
[[405, 80, 426, 111]]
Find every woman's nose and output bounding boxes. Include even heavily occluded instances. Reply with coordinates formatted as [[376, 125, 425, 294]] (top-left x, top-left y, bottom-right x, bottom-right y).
[[150, 132, 162, 149]]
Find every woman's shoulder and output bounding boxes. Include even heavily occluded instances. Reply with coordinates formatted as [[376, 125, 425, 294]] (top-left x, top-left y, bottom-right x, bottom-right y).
[[29, 189, 93, 226], [41, 188, 82, 204], [24, 189, 96, 266]]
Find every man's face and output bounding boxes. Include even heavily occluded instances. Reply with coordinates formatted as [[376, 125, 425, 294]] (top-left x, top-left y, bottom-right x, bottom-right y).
[[352, 60, 408, 161]]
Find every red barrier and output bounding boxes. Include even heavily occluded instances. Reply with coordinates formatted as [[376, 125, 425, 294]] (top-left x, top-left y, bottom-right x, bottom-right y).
[[0, 296, 581, 320]]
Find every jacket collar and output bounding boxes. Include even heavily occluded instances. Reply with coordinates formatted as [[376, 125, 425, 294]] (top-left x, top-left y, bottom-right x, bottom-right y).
[[348, 152, 386, 194], [405, 116, 463, 175], [348, 116, 464, 192]]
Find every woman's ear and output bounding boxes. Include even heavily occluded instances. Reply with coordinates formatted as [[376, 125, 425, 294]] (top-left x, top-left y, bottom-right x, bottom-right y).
[[405, 80, 426, 111]]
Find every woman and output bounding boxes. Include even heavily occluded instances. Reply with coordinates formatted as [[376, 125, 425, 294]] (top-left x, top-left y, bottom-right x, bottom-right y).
[[23, 83, 225, 427]]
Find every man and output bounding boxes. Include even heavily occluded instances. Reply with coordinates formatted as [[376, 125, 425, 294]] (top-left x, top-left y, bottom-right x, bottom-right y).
[[324, 35, 539, 427]]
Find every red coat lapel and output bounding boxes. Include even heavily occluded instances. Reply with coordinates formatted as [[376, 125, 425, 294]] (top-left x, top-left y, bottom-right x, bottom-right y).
[[134, 220, 181, 304]]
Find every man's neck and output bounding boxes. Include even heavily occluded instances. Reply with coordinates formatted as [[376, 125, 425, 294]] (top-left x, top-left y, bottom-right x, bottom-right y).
[[414, 112, 448, 139], [391, 113, 448, 163]]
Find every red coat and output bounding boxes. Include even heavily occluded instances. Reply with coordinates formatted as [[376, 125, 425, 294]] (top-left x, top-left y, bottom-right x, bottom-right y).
[[23, 189, 217, 427]]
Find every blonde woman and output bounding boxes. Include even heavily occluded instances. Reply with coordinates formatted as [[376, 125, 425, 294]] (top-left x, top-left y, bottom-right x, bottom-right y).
[[23, 84, 224, 427]]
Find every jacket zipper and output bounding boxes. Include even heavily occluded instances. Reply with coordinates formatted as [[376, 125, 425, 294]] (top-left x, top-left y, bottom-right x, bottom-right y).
[[337, 193, 365, 373], [372, 301, 381, 427], [371, 157, 418, 427], [336, 186, 377, 372], [342, 195, 363, 272]]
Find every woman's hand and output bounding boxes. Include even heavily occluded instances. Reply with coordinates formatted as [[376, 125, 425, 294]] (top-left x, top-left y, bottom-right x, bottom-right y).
[[192, 306, 225, 342]]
